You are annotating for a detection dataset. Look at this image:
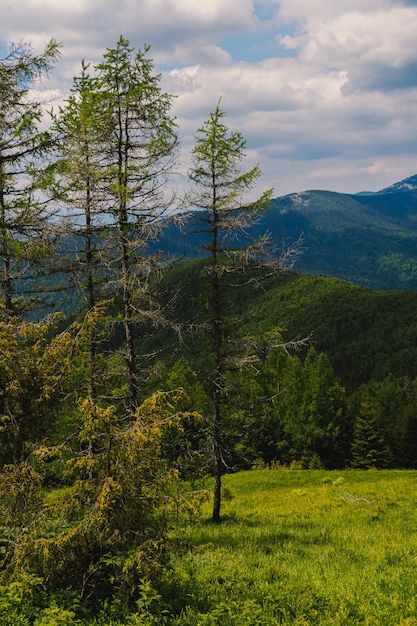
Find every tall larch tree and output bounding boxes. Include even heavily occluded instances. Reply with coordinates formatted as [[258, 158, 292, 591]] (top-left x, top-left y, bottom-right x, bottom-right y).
[[49, 61, 110, 400], [187, 101, 273, 523], [95, 37, 178, 413], [0, 39, 61, 318]]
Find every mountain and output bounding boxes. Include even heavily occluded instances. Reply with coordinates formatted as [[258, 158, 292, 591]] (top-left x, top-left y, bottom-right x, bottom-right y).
[[375, 173, 417, 194], [155, 263, 417, 388], [156, 175, 417, 291]]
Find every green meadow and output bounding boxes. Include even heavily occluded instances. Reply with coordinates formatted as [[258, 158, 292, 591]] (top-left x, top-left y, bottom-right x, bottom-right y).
[[165, 469, 417, 625]]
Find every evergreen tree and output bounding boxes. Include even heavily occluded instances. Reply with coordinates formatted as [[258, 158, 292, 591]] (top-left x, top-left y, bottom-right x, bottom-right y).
[[285, 348, 346, 467], [94, 37, 178, 413], [351, 402, 392, 468], [230, 347, 346, 469], [0, 40, 61, 318], [0, 391, 205, 613], [0, 315, 75, 465], [49, 61, 110, 400], [186, 102, 273, 522]]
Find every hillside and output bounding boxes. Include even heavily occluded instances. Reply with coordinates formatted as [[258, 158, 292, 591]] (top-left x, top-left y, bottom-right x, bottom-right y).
[[155, 262, 417, 388], [18, 174, 417, 319], [3, 204, 417, 624], [156, 174, 417, 291], [263, 187, 417, 290]]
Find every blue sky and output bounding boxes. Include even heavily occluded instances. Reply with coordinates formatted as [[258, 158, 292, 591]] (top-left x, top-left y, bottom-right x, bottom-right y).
[[1, 0, 417, 197]]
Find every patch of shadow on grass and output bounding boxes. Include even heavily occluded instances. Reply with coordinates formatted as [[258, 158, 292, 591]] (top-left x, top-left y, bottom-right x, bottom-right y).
[[193, 515, 333, 554], [200, 512, 266, 528], [192, 519, 294, 551]]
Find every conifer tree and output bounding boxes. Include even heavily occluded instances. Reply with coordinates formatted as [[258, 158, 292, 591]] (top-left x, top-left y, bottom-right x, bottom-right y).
[[0, 314, 75, 465], [351, 402, 392, 468], [281, 348, 346, 467], [186, 102, 273, 522], [0, 40, 60, 318], [49, 61, 110, 399], [94, 37, 178, 413]]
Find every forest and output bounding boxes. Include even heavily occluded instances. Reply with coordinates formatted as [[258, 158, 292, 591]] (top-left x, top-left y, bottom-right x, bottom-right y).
[[1, 36, 417, 624]]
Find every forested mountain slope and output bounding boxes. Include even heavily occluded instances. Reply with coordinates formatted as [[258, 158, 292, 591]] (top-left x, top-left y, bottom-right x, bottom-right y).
[[155, 261, 417, 389], [20, 175, 417, 319], [156, 175, 417, 291]]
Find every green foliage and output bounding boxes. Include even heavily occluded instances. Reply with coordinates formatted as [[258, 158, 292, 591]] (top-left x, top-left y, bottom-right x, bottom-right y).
[[147, 359, 209, 477], [4, 33, 417, 626], [48, 60, 110, 356], [158, 264, 417, 387], [0, 573, 86, 625], [0, 39, 61, 317], [350, 402, 393, 468], [189, 100, 272, 214], [0, 315, 75, 464], [0, 574, 45, 625], [149, 260, 417, 469], [186, 102, 274, 523], [0, 463, 45, 581], [0, 390, 208, 621], [226, 347, 346, 469], [93, 37, 178, 411], [34, 606, 82, 625]]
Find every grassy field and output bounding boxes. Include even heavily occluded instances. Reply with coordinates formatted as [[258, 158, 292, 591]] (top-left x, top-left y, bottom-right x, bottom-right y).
[[164, 469, 417, 625]]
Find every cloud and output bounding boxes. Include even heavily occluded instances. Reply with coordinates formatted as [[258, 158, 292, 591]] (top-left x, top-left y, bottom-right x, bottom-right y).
[[1, 0, 417, 196], [1, 0, 256, 67], [278, 4, 417, 94]]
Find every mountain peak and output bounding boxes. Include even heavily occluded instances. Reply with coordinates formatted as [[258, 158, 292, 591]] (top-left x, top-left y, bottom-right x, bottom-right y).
[[376, 174, 417, 195]]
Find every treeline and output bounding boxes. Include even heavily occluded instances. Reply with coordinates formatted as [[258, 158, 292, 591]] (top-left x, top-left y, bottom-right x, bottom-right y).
[[1, 36, 416, 624]]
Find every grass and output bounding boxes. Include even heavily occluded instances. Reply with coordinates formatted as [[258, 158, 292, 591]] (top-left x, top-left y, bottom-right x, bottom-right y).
[[164, 469, 417, 625]]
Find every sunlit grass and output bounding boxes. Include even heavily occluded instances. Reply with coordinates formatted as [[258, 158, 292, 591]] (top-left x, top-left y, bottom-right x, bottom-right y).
[[166, 469, 417, 625]]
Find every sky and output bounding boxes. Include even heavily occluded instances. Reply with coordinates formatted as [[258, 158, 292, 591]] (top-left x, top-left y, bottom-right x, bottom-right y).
[[1, 0, 417, 198]]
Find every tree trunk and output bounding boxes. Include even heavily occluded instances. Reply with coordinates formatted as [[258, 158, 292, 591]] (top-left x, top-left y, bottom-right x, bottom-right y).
[[120, 225, 138, 414], [211, 204, 223, 523], [85, 167, 98, 401], [0, 164, 13, 317], [212, 382, 222, 524]]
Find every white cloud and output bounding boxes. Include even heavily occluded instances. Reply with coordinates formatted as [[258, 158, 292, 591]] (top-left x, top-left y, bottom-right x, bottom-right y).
[[1, 0, 417, 196], [278, 4, 417, 94]]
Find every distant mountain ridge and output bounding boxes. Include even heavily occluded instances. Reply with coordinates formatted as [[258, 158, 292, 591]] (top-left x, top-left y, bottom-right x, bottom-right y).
[[375, 174, 417, 195], [156, 174, 417, 291]]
